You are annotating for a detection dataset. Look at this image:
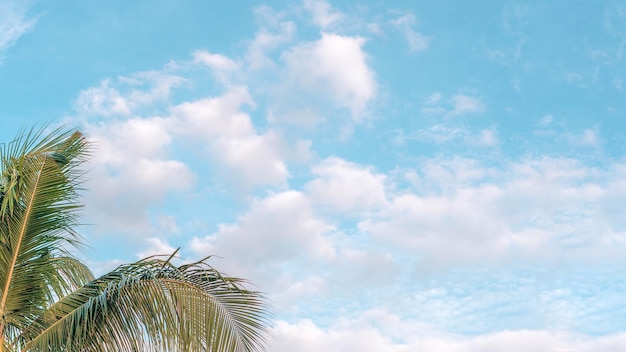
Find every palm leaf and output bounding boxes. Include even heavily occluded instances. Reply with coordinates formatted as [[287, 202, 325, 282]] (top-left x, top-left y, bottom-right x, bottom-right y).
[[21, 254, 271, 352], [0, 126, 92, 344]]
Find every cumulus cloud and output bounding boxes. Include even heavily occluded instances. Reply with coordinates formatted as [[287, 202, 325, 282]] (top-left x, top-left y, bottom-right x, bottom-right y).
[[191, 191, 335, 265], [306, 157, 387, 214], [170, 86, 255, 139], [77, 67, 298, 238], [136, 238, 176, 259], [193, 50, 239, 71], [170, 86, 290, 188], [281, 33, 377, 120], [189, 191, 336, 296], [193, 50, 240, 84], [211, 133, 289, 187], [83, 115, 194, 234]]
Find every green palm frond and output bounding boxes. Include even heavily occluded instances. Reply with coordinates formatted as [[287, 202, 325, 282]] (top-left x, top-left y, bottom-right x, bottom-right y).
[[21, 255, 271, 352], [0, 126, 91, 341]]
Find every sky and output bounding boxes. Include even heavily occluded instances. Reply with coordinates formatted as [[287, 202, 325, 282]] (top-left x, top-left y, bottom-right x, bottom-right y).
[[2, 0, 626, 350]]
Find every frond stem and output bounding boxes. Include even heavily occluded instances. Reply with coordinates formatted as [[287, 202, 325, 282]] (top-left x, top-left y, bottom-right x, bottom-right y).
[[0, 158, 45, 320]]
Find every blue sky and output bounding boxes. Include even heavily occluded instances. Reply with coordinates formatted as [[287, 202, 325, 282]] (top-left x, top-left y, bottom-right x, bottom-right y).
[[3, 0, 626, 350]]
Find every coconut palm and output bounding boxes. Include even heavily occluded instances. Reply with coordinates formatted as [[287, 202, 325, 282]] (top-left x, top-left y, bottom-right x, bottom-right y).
[[0, 127, 270, 352]]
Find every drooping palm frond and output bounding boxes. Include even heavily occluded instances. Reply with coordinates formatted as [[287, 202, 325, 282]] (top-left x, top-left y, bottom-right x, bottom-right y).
[[0, 126, 93, 347], [20, 254, 271, 352]]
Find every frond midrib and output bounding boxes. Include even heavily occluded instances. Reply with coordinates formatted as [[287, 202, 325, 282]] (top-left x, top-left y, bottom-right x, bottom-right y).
[[0, 156, 46, 319]]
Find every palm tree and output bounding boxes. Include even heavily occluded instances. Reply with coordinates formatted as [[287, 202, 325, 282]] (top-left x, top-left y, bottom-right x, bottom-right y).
[[0, 127, 270, 352]]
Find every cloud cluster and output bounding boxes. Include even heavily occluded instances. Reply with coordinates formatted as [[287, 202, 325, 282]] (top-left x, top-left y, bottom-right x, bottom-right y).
[[272, 314, 626, 352], [78, 77, 295, 237], [72, 0, 423, 240], [48, 1, 626, 349]]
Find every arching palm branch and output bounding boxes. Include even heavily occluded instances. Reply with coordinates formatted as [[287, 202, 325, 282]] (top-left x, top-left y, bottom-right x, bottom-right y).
[[0, 127, 270, 352]]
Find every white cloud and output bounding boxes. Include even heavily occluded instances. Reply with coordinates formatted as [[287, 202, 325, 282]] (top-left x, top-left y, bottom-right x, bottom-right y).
[[306, 157, 387, 214], [413, 124, 465, 143], [359, 189, 509, 267], [190, 190, 335, 268], [193, 50, 239, 71], [539, 114, 554, 127], [170, 86, 255, 138], [246, 6, 296, 70], [210, 131, 289, 187], [567, 127, 600, 147], [282, 33, 377, 120], [136, 238, 177, 259], [271, 311, 626, 352], [360, 157, 626, 267], [449, 94, 486, 116], [83, 115, 194, 234], [84, 259, 126, 277], [411, 124, 498, 147], [189, 191, 336, 299], [155, 215, 181, 235], [486, 3, 527, 64], [303, 0, 344, 29], [91, 117, 172, 161], [563, 68, 599, 88], [75, 79, 131, 117], [76, 74, 294, 235], [424, 92, 443, 105], [193, 50, 240, 84], [533, 118, 602, 148], [170, 86, 290, 188], [75, 71, 185, 117], [391, 12, 429, 52], [469, 127, 498, 147], [581, 128, 599, 146], [420, 93, 485, 117], [329, 248, 397, 291], [0, 1, 37, 56]]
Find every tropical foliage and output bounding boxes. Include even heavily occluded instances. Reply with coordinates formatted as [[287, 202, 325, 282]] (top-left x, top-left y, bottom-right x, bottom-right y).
[[0, 127, 270, 351]]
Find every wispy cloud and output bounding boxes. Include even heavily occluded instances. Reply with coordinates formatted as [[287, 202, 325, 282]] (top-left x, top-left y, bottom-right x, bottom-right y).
[[0, 1, 38, 59], [391, 11, 429, 52], [486, 3, 528, 64], [421, 92, 486, 117], [246, 6, 296, 70], [449, 94, 486, 116], [303, 0, 344, 30]]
